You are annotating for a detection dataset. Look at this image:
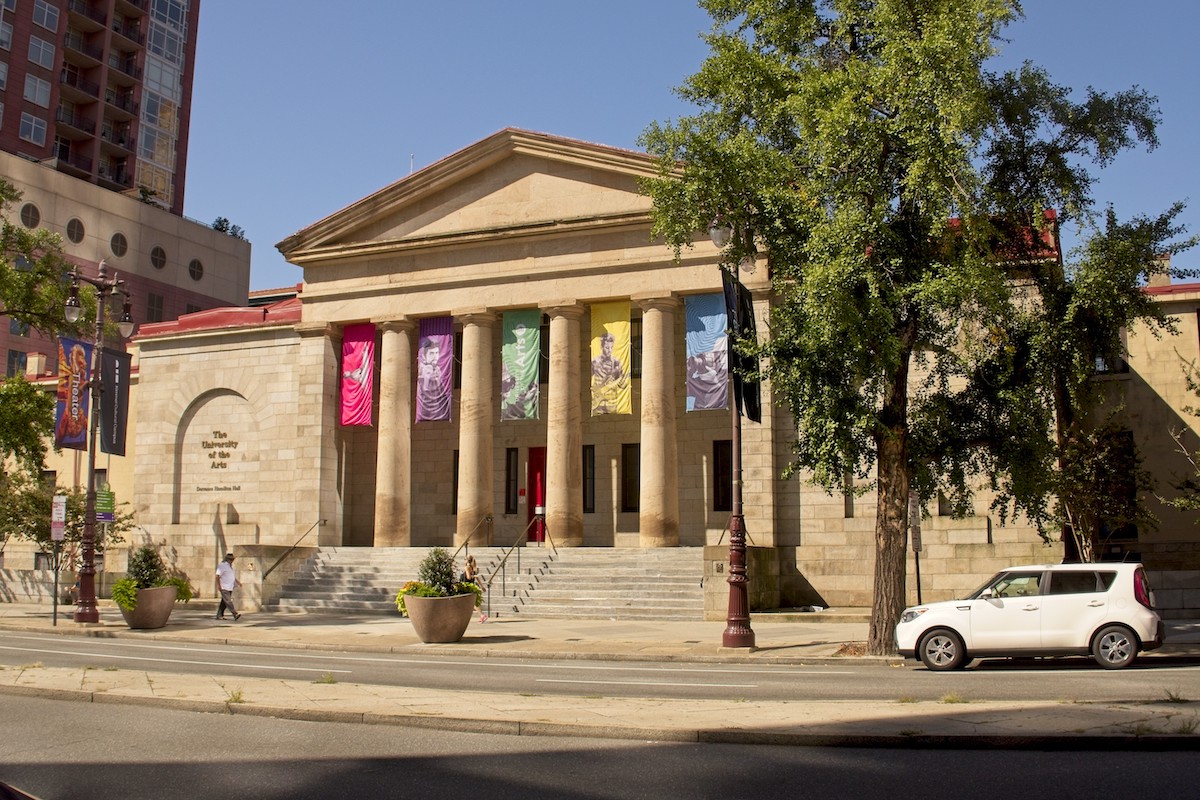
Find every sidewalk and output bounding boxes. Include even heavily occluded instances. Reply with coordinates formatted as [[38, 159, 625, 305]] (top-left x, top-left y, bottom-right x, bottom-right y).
[[1, 601, 1199, 748]]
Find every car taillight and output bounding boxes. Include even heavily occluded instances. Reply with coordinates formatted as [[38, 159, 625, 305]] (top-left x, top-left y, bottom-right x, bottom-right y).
[[1134, 568, 1154, 609]]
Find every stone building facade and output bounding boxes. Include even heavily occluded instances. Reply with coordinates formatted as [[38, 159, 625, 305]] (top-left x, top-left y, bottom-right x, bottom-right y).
[[120, 130, 1078, 610]]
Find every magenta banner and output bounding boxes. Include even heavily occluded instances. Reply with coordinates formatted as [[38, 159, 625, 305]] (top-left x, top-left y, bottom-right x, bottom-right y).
[[416, 316, 453, 422], [340, 323, 375, 426]]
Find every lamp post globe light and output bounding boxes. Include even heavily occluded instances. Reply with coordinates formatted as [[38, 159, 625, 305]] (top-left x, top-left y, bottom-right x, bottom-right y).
[[63, 259, 134, 623], [709, 219, 755, 649]]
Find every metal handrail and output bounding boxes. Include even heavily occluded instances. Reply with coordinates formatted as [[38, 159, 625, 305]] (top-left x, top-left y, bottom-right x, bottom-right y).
[[451, 514, 493, 562], [477, 515, 556, 617], [262, 519, 324, 581]]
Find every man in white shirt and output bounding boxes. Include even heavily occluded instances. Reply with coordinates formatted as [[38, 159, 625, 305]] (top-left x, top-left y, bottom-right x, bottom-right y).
[[214, 552, 242, 620]]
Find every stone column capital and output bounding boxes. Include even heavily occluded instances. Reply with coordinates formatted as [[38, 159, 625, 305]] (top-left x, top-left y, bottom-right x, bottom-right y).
[[377, 318, 416, 334], [632, 293, 680, 313], [455, 310, 498, 327], [542, 302, 585, 321]]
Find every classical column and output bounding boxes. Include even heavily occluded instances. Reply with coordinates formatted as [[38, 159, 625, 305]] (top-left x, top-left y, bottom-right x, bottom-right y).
[[374, 319, 414, 546], [455, 311, 496, 546], [545, 303, 584, 547], [294, 322, 342, 547], [635, 295, 680, 547]]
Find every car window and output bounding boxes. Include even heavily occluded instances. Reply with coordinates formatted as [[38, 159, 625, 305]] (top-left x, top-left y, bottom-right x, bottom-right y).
[[987, 571, 1043, 598], [1048, 571, 1101, 595]]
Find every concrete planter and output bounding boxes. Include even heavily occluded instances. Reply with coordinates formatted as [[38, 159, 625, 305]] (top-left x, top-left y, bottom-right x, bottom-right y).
[[118, 585, 178, 630], [403, 593, 476, 643]]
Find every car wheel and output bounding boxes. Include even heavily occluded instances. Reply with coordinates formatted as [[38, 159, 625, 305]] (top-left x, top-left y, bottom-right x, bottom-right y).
[[1092, 624, 1137, 669], [917, 628, 966, 671]]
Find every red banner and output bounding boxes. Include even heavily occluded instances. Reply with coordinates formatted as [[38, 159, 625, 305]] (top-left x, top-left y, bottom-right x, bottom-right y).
[[340, 324, 375, 426], [54, 337, 91, 450]]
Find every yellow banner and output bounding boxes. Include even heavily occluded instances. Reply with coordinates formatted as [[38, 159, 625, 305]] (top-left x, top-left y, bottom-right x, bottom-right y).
[[590, 301, 631, 415]]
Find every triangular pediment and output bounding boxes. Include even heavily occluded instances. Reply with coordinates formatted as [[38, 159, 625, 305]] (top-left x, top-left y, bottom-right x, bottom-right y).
[[278, 129, 663, 266]]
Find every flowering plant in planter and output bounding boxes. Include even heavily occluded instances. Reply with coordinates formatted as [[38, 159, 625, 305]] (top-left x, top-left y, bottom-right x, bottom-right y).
[[111, 544, 194, 612], [395, 547, 481, 616]]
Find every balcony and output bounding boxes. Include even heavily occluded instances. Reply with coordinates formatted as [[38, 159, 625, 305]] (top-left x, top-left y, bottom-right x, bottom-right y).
[[63, 31, 103, 63], [104, 87, 138, 117], [110, 21, 144, 46], [66, 0, 107, 30], [60, 69, 101, 99], [55, 106, 97, 135]]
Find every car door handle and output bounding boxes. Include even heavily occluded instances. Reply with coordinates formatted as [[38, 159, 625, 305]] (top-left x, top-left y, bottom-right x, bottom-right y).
[[1023, 605, 1039, 611], [1087, 601, 1105, 607]]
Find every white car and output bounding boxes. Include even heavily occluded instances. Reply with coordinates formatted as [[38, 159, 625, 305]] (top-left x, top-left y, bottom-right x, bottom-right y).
[[895, 562, 1165, 670]]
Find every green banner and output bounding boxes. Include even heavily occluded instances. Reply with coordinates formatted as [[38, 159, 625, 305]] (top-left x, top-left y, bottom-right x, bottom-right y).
[[501, 310, 541, 420]]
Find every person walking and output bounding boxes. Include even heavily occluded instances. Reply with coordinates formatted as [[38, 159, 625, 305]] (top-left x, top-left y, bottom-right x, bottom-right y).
[[463, 555, 487, 623], [214, 552, 242, 620]]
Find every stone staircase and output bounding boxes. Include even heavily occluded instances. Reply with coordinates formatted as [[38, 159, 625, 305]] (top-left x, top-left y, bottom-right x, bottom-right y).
[[266, 546, 706, 620], [496, 547, 705, 621]]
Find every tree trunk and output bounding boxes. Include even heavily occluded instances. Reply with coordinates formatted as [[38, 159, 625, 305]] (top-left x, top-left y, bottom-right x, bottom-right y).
[[868, 338, 914, 656]]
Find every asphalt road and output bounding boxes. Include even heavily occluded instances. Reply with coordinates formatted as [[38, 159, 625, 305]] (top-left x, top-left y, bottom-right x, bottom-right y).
[[1, 695, 1199, 800], [2, 629, 1200, 704]]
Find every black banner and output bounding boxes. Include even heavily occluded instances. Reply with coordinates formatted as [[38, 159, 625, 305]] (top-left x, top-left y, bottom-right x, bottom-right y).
[[99, 348, 131, 456], [721, 270, 762, 423]]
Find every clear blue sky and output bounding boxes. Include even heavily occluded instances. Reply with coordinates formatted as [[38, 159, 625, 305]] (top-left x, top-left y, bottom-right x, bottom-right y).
[[184, 1, 1200, 291]]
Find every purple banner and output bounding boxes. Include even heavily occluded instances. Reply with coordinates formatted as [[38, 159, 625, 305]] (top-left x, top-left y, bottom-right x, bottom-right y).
[[54, 336, 92, 451], [416, 317, 453, 422]]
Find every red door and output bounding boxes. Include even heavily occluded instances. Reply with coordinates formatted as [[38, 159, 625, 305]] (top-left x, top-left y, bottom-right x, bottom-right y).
[[527, 447, 546, 542]]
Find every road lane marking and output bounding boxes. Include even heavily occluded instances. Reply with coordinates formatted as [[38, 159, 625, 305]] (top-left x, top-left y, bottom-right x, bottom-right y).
[[0, 644, 351, 674], [537, 678, 755, 688]]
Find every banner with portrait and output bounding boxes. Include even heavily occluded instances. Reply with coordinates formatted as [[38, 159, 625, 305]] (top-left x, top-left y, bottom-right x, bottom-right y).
[[685, 294, 728, 412], [416, 316, 454, 422], [99, 347, 132, 455], [500, 310, 540, 420], [54, 336, 91, 451], [589, 301, 631, 416], [340, 323, 375, 426]]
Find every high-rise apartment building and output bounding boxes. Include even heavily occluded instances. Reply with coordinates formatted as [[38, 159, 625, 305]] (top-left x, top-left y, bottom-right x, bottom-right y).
[[0, 0, 199, 215], [0, 0, 254, 378]]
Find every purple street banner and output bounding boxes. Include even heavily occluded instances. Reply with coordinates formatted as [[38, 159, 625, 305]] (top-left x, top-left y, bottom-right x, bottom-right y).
[[340, 323, 376, 426], [685, 293, 729, 412], [501, 309, 540, 420], [416, 316, 454, 422], [590, 301, 631, 416], [54, 336, 91, 451], [99, 347, 131, 455], [721, 271, 762, 423]]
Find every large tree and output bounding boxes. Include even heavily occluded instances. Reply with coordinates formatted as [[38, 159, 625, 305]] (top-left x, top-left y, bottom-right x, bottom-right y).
[[642, 0, 1192, 653], [0, 178, 88, 556]]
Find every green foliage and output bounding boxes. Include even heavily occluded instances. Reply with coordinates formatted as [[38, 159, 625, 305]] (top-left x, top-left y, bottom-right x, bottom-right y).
[[416, 547, 457, 594], [394, 548, 484, 615], [642, 0, 1194, 653], [127, 545, 166, 588], [0, 479, 130, 557]]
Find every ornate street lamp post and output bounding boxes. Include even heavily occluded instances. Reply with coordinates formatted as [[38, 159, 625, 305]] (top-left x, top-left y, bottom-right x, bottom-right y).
[[63, 260, 134, 623], [709, 219, 756, 649]]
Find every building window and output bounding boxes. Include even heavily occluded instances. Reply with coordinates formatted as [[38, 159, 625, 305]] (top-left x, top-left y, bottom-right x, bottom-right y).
[[451, 450, 459, 515], [620, 443, 639, 513], [28, 36, 55, 68], [185, 303, 200, 314], [0, 61, 8, 90], [146, 293, 164, 322], [0, 21, 12, 51], [111, 232, 129, 257], [19, 203, 40, 229], [150, 245, 167, 269], [24, 74, 51, 108], [33, 1, 59, 32], [538, 315, 550, 385], [10, 318, 30, 336], [843, 470, 855, 519], [713, 440, 732, 513], [582, 444, 595, 514], [66, 218, 85, 243], [20, 113, 47, 146], [6, 349, 27, 377], [630, 316, 643, 378], [452, 330, 462, 389], [188, 258, 203, 281], [504, 448, 519, 515]]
